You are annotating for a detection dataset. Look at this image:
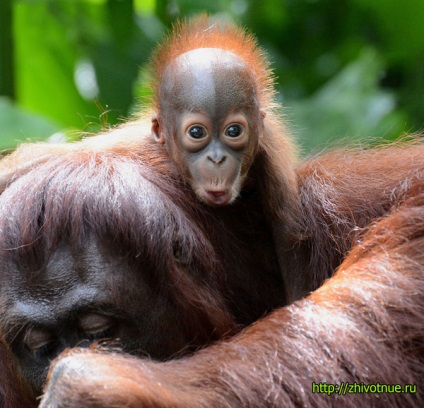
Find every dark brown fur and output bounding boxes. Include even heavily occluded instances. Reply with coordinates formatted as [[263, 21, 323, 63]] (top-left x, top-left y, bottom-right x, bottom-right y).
[[0, 338, 34, 408], [0, 17, 423, 408], [0, 18, 304, 304], [0, 139, 423, 406], [37, 142, 424, 408], [150, 17, 304, 302], [0, 147, 284, 405]]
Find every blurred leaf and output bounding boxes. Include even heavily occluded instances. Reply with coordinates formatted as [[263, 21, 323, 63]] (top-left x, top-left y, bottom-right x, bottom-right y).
[[13, 2, 101, 128], [288, 49, 408, 154], [91, 0, 153, 123], [353, 0, 424, 62], [0, 97, 63, 149], [3, 0, 421, 152], [135, 0, 156, 14]]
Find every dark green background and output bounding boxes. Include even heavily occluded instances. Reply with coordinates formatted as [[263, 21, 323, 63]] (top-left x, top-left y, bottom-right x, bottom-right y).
[[1, 0, 423, 154]]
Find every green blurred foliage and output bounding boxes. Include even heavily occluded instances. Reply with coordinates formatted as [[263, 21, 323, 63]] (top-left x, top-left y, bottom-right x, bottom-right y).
[[290, 49, 408, 152], [0, 96, 63, 147], [0, 0, 423, 153]]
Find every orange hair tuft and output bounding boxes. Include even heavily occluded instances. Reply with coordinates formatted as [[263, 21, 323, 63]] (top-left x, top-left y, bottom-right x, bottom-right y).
[[149, 15, 276, 110]]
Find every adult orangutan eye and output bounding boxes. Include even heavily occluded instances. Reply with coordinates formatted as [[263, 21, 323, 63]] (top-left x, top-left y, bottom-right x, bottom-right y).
[[188, 125, 207, 139], [24, 327, 57, 358], [78, 313, 116, 339], [225, 124, 243, 138]]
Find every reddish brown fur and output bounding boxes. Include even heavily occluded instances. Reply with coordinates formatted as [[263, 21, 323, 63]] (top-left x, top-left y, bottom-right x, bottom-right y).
[[0, 140, 422, 406], [150, 17, 302, 248], [0, 146, 285, 404], [152, 17, 303, 302], [0, 18, 302, 302], [37, 143, 424, 408], [296, 141, 424, 288], [0, 17, 423, 408]]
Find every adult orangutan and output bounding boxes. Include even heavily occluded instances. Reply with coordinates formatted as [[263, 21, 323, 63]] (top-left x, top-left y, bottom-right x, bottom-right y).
[[0, 17, 304, 302], [0, 143, 423, 407], [0, 16, 423, 408], [0, 148, 284, 406], [41, 190, 424, 408]]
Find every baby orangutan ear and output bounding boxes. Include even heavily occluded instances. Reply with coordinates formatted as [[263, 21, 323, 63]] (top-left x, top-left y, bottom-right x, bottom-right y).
[[151, 114, 165, 144]]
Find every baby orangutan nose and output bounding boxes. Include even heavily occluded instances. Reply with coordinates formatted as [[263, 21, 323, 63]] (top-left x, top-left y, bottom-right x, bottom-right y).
[[208, 154, 227, 165]]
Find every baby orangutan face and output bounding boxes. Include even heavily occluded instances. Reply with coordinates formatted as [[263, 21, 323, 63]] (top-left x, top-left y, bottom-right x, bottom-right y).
[[152, 48, 264, 206]]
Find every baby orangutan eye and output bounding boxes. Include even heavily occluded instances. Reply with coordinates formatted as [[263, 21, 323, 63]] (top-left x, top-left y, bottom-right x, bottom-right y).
[[188, 125, 207, 139], [225, 124, 243, 138]]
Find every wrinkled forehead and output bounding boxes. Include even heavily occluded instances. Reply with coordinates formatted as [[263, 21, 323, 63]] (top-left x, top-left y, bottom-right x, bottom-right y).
[[160, 48, 258, 114], [1, 241, 100, 299], [0, 163, 186, 289]]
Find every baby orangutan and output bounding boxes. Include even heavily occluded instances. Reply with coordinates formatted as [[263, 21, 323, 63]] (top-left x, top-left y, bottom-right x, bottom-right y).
[[1, 16, 424, 408], [0, 17, 304, 302]]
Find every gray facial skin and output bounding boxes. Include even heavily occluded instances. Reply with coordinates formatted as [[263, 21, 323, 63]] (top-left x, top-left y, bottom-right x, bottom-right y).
[[0, 238, 192, 393], [152, 48, 264, 206]]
